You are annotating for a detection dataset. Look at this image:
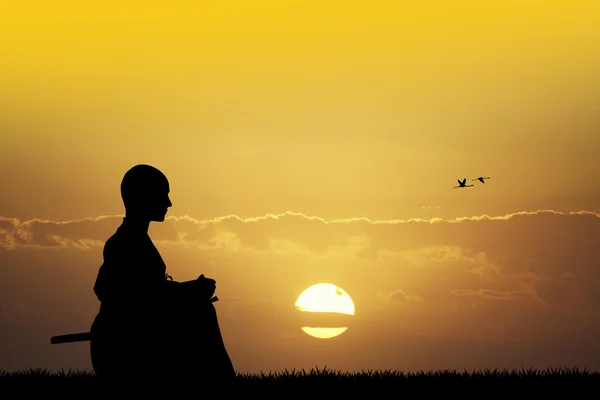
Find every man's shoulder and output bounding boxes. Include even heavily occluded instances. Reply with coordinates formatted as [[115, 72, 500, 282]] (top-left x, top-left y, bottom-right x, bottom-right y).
[[104, 229, 126, 246], [103, 228, 142, 256]]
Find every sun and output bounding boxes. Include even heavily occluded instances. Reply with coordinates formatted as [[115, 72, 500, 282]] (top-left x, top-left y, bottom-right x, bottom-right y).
[[295, 283, 355, 339]]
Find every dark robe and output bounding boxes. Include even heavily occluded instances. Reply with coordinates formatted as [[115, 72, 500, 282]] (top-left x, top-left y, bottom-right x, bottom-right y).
[[90, 218, 235, 383]]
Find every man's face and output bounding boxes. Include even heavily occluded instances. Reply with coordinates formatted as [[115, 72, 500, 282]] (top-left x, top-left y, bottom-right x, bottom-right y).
[[147, 183, 172, 222]]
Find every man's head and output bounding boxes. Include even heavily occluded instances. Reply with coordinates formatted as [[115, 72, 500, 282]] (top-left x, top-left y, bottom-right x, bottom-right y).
[[121, 164, 172, 222]]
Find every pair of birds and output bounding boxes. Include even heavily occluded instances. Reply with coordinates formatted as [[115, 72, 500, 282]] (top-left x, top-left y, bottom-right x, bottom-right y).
[[454, 176, 490, 188]]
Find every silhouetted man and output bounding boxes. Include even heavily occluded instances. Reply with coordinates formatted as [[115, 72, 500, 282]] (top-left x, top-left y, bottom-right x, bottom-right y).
[[90, 164, 235, 385]]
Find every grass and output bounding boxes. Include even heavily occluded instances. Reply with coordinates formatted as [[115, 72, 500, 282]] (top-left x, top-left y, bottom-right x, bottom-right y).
[[1, 366, 597, 395]]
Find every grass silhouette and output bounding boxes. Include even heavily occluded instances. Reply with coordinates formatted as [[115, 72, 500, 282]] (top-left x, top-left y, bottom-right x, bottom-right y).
[[1, 366, 598, 394]]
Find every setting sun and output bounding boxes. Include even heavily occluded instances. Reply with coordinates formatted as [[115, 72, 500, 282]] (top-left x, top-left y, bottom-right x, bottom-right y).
[[295, 283, 355, 339]]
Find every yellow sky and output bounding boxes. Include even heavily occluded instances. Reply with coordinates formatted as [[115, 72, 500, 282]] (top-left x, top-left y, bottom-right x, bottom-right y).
[[1, 1, 600, 373], [2, 0, 599, 221]]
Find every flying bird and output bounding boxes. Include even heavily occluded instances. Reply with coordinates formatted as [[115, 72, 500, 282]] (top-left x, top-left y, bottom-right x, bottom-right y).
[[472, 176, 490, 183], [454, 178, 474, 189]]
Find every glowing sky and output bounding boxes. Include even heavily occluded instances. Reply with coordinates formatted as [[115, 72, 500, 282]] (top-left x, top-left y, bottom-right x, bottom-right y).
[[1, 1, 599, 373]]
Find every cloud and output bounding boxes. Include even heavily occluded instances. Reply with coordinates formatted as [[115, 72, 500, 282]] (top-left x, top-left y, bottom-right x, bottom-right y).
[[450, 289, 541, 303], [379, 289, 423, 304], [2, 209, 599, 312], [2, 209, 598, 251], [0, 215, 119, 250]]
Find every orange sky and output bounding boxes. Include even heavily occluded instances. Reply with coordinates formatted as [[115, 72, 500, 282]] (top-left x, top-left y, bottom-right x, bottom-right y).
[[1, 0, 600, 373]]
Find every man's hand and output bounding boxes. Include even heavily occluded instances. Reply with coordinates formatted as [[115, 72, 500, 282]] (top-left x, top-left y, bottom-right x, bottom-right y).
[[196, 274, 216, 299]]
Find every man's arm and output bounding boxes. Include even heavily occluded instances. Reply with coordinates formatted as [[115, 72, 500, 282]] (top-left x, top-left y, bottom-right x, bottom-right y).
[[164, 275, 216, 301]]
